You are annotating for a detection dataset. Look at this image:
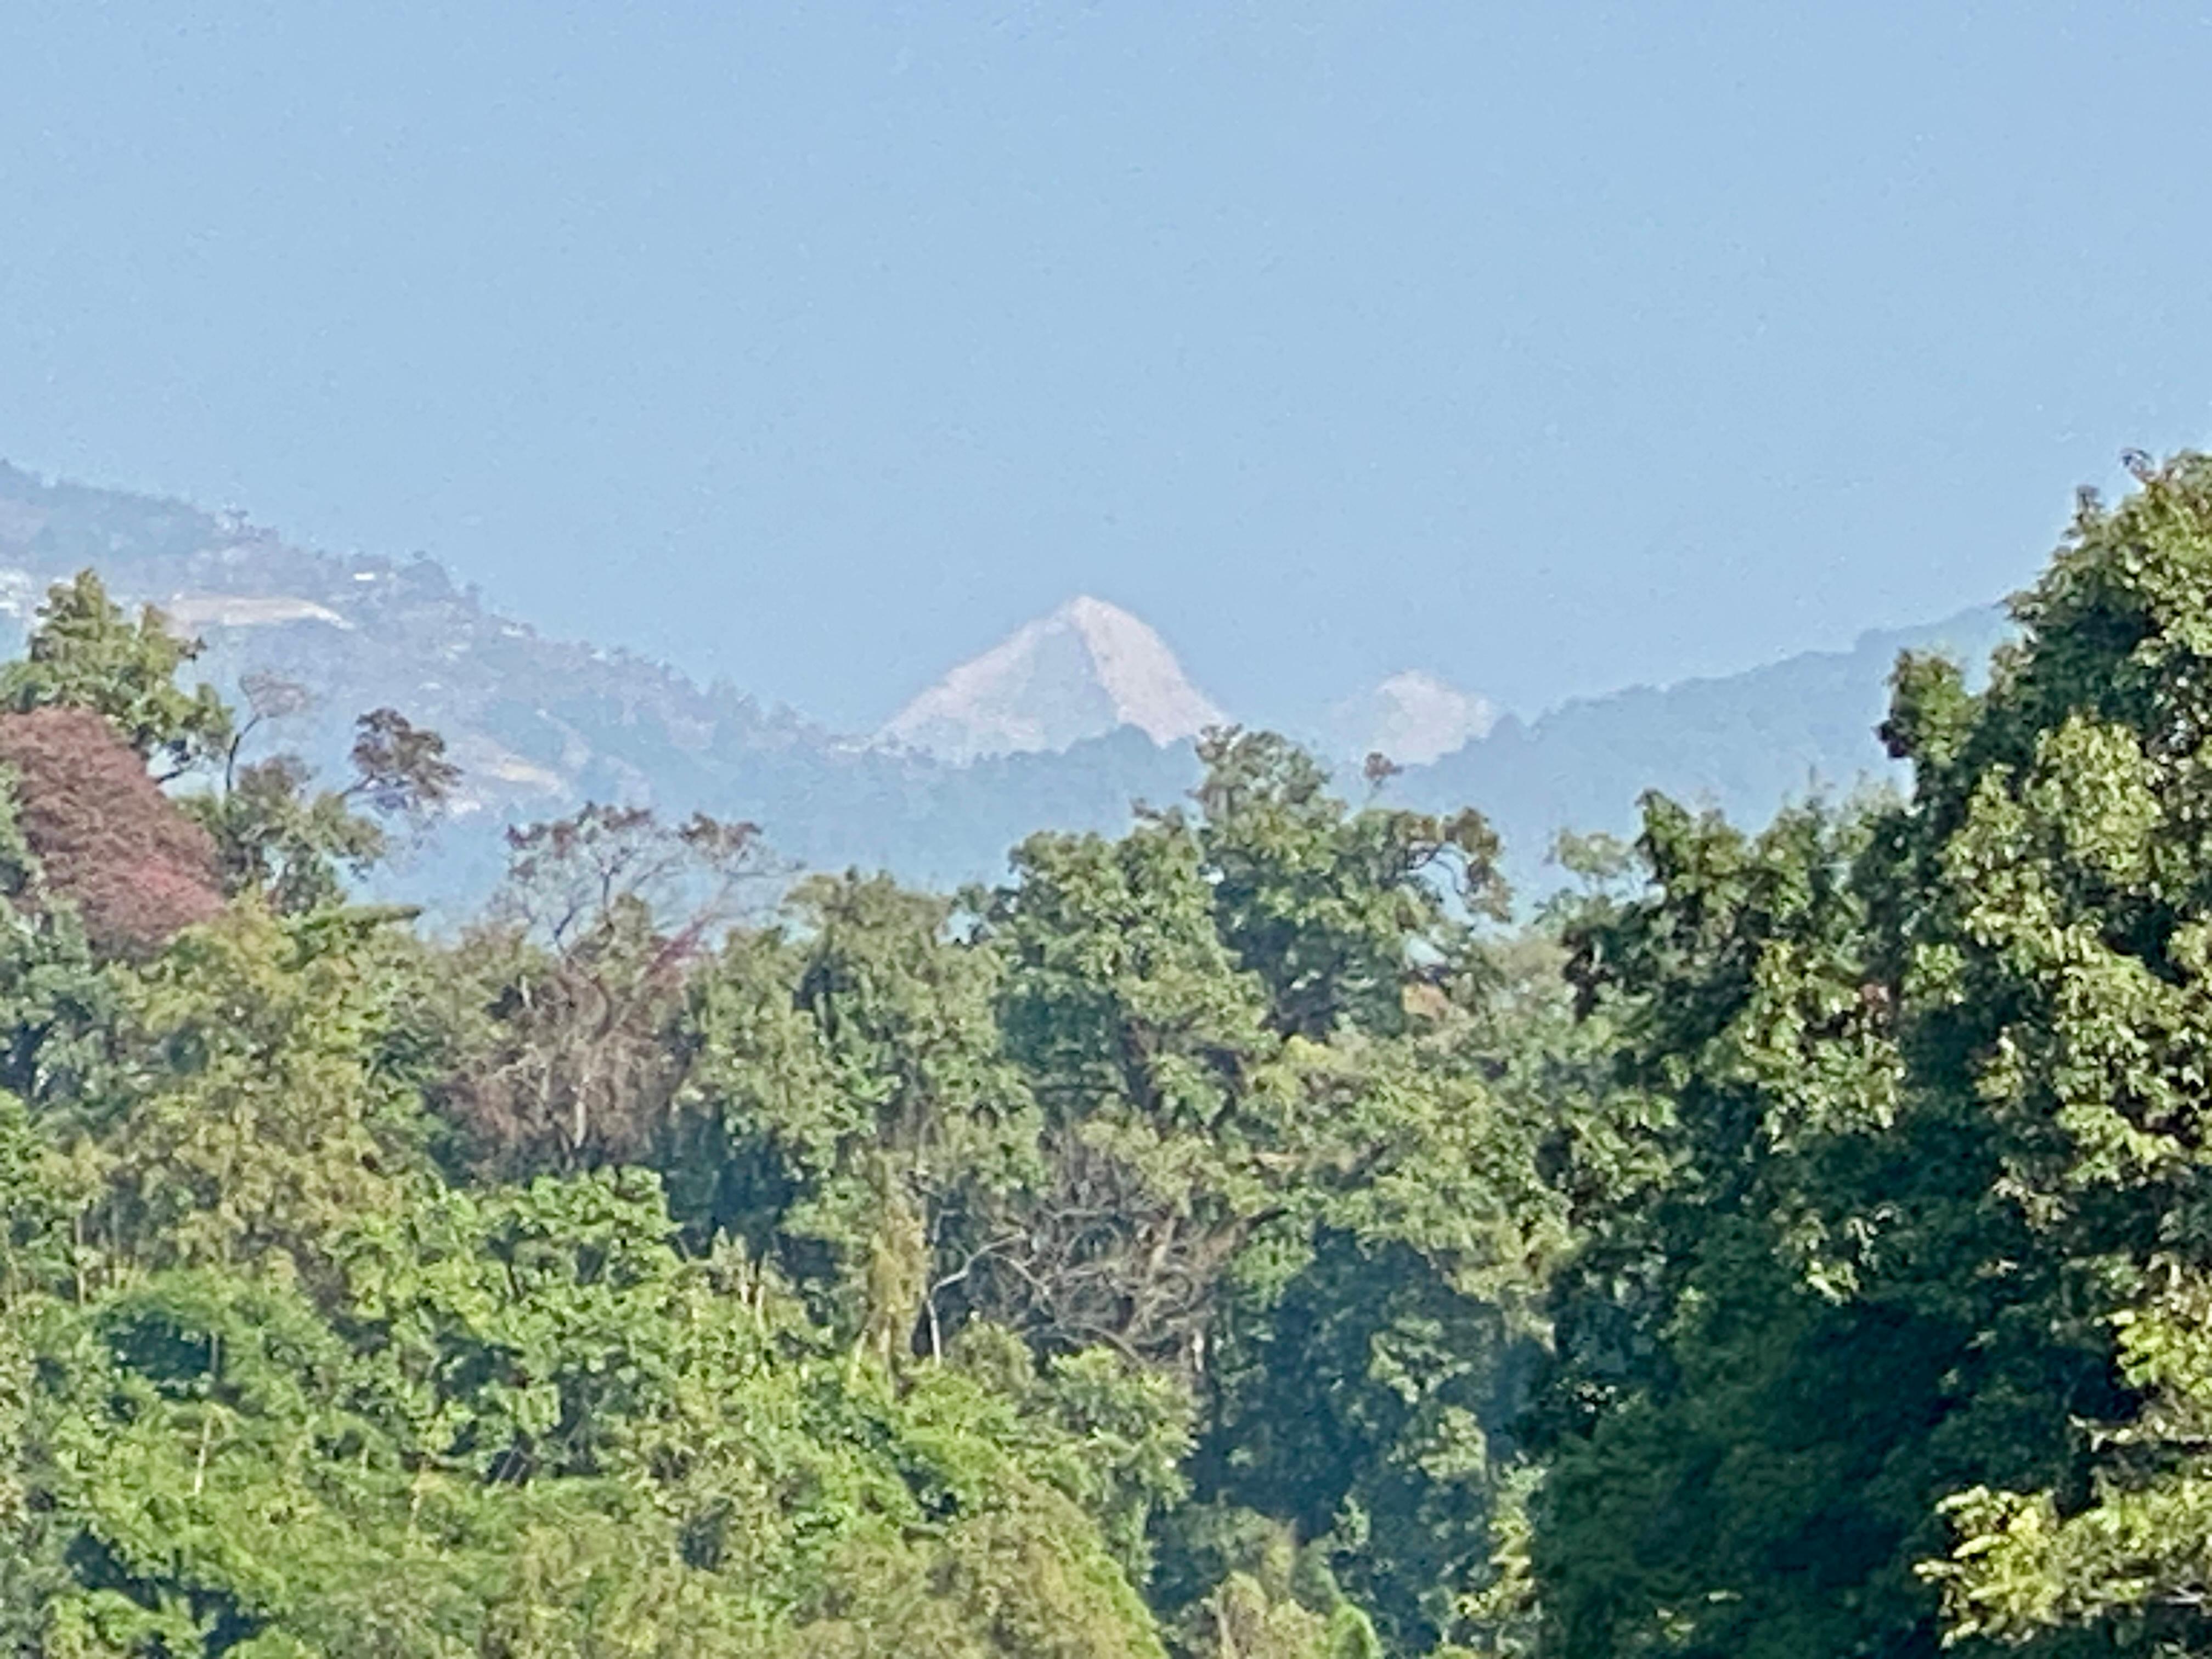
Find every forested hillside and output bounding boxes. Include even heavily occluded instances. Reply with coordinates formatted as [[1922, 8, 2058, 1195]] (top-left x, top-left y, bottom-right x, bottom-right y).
[[5, 457, 2212, 1655]]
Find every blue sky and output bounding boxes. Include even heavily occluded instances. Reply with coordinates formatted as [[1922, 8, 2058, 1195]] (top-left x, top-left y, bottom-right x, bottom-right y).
[[3, 2, 2209, 733]]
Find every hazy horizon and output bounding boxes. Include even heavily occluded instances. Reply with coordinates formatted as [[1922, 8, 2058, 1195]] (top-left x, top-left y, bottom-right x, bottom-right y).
[[4, 3, 2204, 733], [0, 453, 2015, 744]]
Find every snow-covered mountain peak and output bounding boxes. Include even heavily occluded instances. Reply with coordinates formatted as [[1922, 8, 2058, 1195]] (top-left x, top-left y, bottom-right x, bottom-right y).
[[1327, 670, 1497, 767], [881, 595, 1227, 764]]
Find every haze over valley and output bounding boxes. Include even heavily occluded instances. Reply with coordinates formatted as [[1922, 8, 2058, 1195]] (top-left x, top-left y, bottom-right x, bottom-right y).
[[0, 460, 2005, 907]]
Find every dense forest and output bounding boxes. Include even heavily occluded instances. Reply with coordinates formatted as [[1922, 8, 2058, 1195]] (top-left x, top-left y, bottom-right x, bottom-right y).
[[5, 458, 2212, 1655]]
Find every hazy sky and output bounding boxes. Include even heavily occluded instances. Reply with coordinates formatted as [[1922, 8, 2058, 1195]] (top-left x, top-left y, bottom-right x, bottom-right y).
[[4, 2, 2210, 732]]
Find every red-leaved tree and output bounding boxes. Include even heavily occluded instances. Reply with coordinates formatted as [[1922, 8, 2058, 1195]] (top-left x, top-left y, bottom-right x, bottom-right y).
[[0, 707, 223, 956]]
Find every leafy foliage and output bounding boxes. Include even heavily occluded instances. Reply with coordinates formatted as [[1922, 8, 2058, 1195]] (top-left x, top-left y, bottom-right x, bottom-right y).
[[191, 676, 460, 913], [20, 458, 2212, 1656], [0, 707, 223, 956], [0, 572, 232, 779]]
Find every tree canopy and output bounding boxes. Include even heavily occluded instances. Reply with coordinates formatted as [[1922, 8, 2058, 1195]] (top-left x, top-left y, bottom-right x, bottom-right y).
[[12, 454, 2212, 1656]]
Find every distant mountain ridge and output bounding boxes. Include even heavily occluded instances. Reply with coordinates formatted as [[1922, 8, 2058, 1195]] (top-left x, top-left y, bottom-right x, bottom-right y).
[[1396, 603, 2011, 878], [0, 463, 1198, 909], [0, 461, 2008, 910]]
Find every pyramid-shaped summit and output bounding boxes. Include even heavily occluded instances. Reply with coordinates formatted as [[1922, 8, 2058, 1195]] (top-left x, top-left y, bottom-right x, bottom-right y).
[[881, 595, 1227, 764]]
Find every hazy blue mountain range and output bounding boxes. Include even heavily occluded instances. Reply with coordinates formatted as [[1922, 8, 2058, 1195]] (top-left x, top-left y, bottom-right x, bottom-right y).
[[0, 461, 2005, 912], [1393, 605, 2012, 877]]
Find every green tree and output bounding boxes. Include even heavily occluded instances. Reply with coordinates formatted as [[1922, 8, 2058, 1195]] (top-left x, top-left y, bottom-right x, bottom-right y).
[[1891, 456, 2212, 1649], [678, 871, 1039, 1361], [0, 768, 119, 1110], [439, 804, 769, 1176], [191, 680, 460, 912], [969, 814, 1278, 1368], [16, 1165, 1176, 1656], [1190, 729, 1504, 1041], [81, 904, 428, 1285], [1526, 792, 2003, 1659], [1526, 456, 2212, 1657], [0, 571, 231, 779], [978, 742, 1548, 1652]]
